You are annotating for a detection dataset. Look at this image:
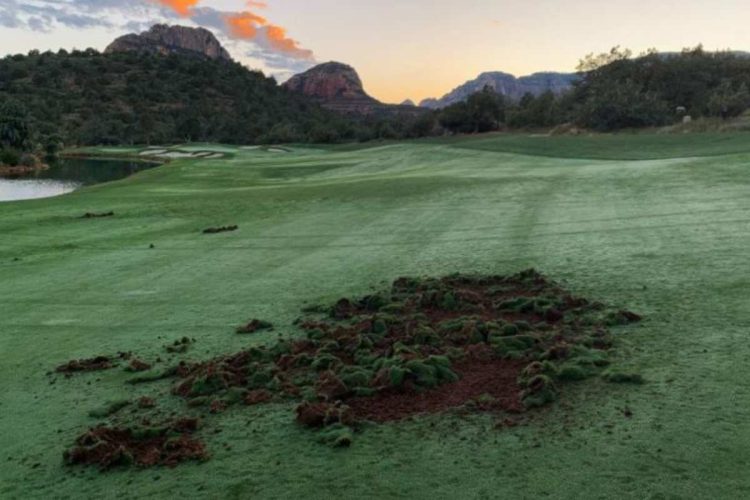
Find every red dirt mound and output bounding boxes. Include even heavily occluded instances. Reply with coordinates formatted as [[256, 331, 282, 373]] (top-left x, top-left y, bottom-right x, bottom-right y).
[[348, 357, 527, 422]]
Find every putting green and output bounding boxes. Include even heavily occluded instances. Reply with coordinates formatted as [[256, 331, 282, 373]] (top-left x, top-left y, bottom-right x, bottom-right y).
[[1, 134, 750, 498]]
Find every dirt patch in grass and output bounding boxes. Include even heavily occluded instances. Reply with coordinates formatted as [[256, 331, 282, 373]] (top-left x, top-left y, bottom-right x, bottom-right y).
[[81, 211, 114, 219], [64, 418, 207, 470], [56, 356, 115, 375], [61, 269, 642, 467], [347, 356, 527, 422], [172, 269, 640, 424], [202, 225, 238, 234]]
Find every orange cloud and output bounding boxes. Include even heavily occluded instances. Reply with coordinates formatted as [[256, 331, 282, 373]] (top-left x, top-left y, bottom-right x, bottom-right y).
[[155, 0, 314, 61], [155, 0, 199, 17], [265, 24, 312, 58], [225, 11, 268, 39]]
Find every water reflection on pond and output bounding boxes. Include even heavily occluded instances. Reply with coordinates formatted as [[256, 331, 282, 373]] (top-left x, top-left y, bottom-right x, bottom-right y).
[[0, 157, 159, 202]]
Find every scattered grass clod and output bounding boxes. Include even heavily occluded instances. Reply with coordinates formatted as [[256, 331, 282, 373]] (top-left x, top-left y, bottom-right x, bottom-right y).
[[125, 359, 152, 372], [81, 211, 114, 219], [63, 269, 642, 468], [165, 337, 195, 354], [236, 319, 274, 334], [64, 418, 207, 470], [202, 225, 238, 235], [56, 356, 114, 375]]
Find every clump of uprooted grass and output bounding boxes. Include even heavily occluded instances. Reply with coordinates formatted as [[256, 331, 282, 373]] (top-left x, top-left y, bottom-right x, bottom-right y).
[[236, 319, 274, 334], [64, 418, 207, 470]]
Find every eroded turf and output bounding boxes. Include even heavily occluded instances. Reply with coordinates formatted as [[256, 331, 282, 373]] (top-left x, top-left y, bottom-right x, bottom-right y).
[[62, 269, 641, 468]]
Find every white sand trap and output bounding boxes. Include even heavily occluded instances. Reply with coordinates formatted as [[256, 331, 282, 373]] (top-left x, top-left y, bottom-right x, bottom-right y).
[[162, 151, 195, 158], [241, 146, 261, 150], [205, 153, 224, 159], [267, 148, 289, 153], [140, 149, 167, 156]]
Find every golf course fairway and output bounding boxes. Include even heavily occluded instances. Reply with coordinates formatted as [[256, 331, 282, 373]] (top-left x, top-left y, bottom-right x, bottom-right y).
[[1, 133, 749, 499]]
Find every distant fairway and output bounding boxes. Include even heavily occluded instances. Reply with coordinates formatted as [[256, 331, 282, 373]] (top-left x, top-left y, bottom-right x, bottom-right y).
[[1, 134, 750, 498]]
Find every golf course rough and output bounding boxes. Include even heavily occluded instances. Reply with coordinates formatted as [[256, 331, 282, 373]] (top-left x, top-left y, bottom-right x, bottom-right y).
[[2, 133, 750, 498]]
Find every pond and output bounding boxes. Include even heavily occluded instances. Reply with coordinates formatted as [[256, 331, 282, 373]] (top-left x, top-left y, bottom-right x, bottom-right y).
[[0, 157, 159, 202]]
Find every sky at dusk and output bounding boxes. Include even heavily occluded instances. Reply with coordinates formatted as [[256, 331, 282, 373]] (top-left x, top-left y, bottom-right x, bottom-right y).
[[0, 0, 749, 103]]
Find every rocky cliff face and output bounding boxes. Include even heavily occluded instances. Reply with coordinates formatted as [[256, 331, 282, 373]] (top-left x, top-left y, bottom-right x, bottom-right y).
[[420, 71, 578, 109], [282, 62, 384, 114], [105, 24, 232, 62]]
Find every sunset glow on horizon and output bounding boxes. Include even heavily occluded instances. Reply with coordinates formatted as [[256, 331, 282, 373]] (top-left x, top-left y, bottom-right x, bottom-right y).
[[1, 0, 749, 103]]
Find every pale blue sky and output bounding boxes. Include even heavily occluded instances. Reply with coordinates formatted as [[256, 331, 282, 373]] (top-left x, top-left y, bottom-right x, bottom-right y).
[[1, 0, 748, 102]]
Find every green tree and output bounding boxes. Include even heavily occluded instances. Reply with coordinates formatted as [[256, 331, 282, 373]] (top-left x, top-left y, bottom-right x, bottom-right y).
[[0, 98, 31, 150], [707, 81, 750, 118]]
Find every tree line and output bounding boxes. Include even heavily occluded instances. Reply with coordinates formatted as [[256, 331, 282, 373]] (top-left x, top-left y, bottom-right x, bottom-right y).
[[3, 46, 750, 165]]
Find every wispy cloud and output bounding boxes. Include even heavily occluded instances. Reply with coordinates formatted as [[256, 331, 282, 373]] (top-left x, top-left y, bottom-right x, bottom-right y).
[[0, 0, 315, 74]]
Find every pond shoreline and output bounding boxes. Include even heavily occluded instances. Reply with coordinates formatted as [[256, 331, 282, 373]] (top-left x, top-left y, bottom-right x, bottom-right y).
[[0, 163, 50, 176], [60, 151, 167, 165], [0, 156, 163, 202]]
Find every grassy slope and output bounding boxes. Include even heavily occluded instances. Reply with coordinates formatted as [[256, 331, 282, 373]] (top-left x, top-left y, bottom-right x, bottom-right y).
[[1, 134, 750, 499]]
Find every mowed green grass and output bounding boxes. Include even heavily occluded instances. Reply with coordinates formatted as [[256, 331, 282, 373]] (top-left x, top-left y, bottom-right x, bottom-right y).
[[1, 133, 750, 499]]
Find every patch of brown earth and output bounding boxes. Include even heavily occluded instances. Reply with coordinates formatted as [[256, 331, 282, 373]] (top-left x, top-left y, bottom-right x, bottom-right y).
[[347, 358, 527, 423], [64, 418, 207, 469], [56, 356, 114, 375]]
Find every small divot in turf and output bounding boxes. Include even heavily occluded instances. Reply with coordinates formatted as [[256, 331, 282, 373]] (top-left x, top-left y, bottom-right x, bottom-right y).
[[202, 225, 238, 234], [81, 211, 114, 219]]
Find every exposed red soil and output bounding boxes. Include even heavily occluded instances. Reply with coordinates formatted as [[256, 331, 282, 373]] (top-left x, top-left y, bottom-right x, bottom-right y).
[[64, 418, 207, 469], [56, 356, 114, 375], [347, 358, 527, 423], [62, 269, 642, 467]]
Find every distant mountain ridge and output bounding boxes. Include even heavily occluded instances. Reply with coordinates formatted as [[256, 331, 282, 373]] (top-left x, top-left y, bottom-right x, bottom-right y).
[[420, 71, 579, 109], [105, 24, 232, 61]]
